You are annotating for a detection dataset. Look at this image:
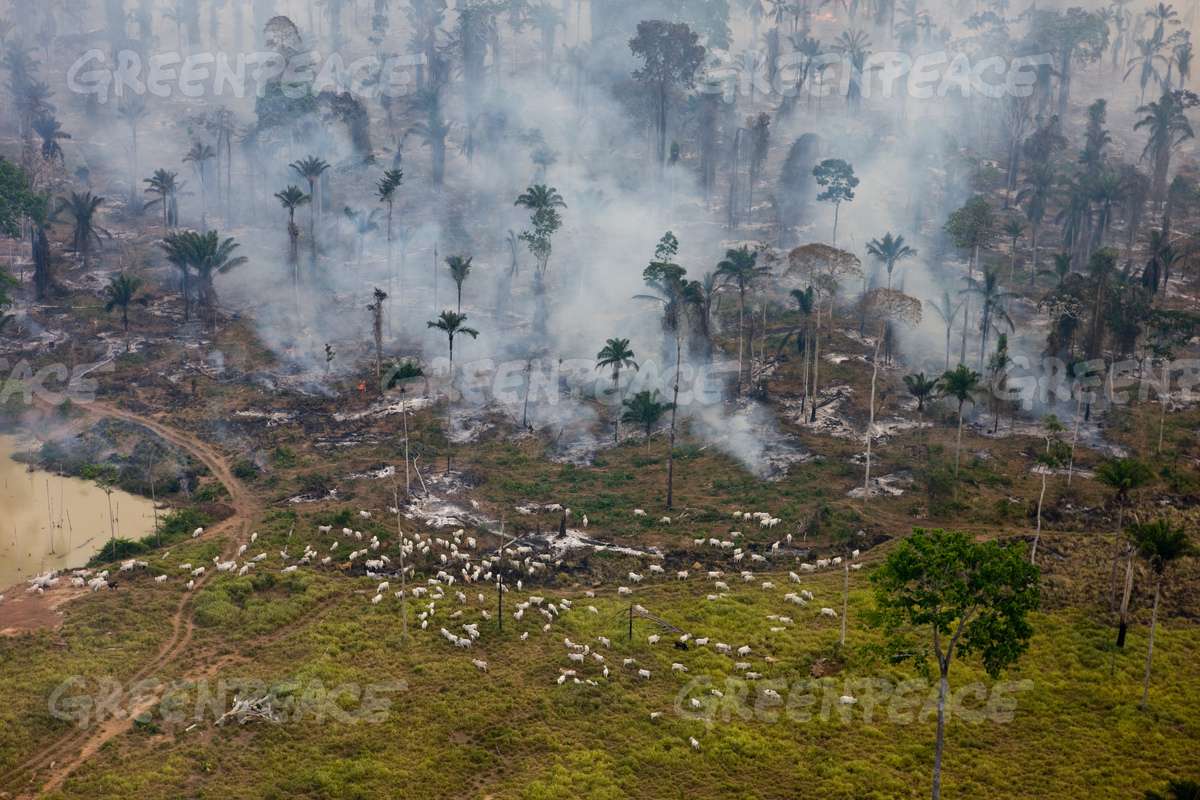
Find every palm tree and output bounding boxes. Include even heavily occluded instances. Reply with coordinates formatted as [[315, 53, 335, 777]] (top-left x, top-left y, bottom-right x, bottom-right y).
[[367, 287, 388, 380], [427, 310, 479, 373], [1135, 90, 1195, 204], [620, 389, 673, 449], [1038, 252, 1073, 289], [1002, 218, 1025, 282], [445, 255, 472, 311], [183, 141, 215, 225], [1128, 519, 1193, 709], [159, 230, 196, 322], [191, 231, 247, 330], [865, 232, 916, 290], [904, 372, 938, 412], [103, 273, 146, 349], [58, 191, 109, 268], [290, 155, 331, 259], [1096, 456, 1154, 612], [275, 185, 310, 298], [961, 266, 1016, 370], [716, 245, 768, 395], [595, 338, 639, 444], [926, 291, 962, 372], [408, 86, 451, 186], [32, 114, 69, 163], [343, 207, 381, 265], [938, 364, 980, 482], [377, 168, 403, 299], [1146, 2, 1179, 43], [143, 169, 182, 229], [427, 310, 480, 471], [831, 29, 871, 108], [1126, 37, 1169, 103], [1017, 162, 1055, 284], [117, 95, 147, 205]]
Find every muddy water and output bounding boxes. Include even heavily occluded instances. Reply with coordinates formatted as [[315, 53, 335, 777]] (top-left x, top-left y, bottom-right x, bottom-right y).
[[0, 436, 158, 592]]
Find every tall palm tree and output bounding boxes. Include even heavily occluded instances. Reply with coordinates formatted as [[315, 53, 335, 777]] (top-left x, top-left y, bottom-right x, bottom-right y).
[[183, 141, 215, 225], [1135, 90, 1195, 204], [716, 245, 768, 395], [377, 168, 403, 299], [275, 185, 310, 298], [427, 310, 479, 373], [620, 389, 673, 449], [865, 231, 917, 290], [117, 95, 147, 206], [290, 155, 331, 259], [904, 372, 938, 411], [103, 273, 146, 348], [445, 255, 472, 311], [143, 169, 182, 229], [1128, 519, 1193, 709], [32, 114, 69, 163], [1096, 456, 1154, 608], [831, 29, 871, 108], [408, 86, 451, 186], [427, 310, 480, 471], [1125, 37, 1169, 104], [938, 364, 980, 481], [961, 266, 1016, 370], [595, 337, 638, 444], [58, 191, 109, 268], [926, 290, 962, 372]]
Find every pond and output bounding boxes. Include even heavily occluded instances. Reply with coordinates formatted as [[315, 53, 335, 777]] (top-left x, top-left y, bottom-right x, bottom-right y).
[[0, 435, 158, 593]]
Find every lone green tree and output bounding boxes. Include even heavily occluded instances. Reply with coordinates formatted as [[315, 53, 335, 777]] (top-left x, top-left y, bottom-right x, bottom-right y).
[[103, 273, 146, 348], [596, 338, 638, 444], [812, 158, 858, 244], [871, 529, 1040, 800], [621, 389, 673, 448], [427, 310, 480, 472], [938, 364, 981, 483]]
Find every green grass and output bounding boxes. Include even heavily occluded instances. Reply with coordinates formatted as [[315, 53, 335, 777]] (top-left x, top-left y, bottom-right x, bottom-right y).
[[8, 551, 1194, 800]]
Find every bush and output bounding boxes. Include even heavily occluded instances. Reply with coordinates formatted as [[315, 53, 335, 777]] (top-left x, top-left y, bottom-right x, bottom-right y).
[[233, 459, 260, 480]]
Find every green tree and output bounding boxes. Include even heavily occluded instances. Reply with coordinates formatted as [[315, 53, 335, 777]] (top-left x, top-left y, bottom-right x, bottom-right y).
[[716, 245, 768, 395], [143, 168, 182, 229], [289, 155, 331, 265], [427, 310, 480, 471], [1128, 519, 1193, 709], [904, 372, 938, 412], [1135, 90, 1195, 204], [938, 364, 981, 482], [103, 273, 146, 347], [871, 529, 1040, 800], [58, 191, 109, 269], [445, 255, 472, 311], [620, 389, 673, 448], [628, 20, 707, 168], [274, 185, 310, 298], [595, 337, 639, 444], [945, 195, 996, 364], [812, 158, 858, 244], [515, 185, 567, 277], [926, 290, 962, 372], [183, 141, 216, 225], [1145, 779, 1200, 800], [866, 232, 916, 290]]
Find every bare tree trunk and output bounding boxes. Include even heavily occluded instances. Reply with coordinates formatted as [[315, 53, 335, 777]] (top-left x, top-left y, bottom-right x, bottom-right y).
[[1140, 578, 1161, 710], [666, 330, 682, 509], [840, 559, 849, 646], [1032, 469, 1047, 563], [932, 669, 948, 800], [1117, 549, 1134, 648]]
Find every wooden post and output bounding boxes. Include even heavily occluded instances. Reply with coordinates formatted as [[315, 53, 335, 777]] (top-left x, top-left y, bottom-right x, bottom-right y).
[[628, 604, 633, 642]]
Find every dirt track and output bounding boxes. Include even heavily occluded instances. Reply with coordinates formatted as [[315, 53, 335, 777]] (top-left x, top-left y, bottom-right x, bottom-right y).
[[0, 401, 260, 798]]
